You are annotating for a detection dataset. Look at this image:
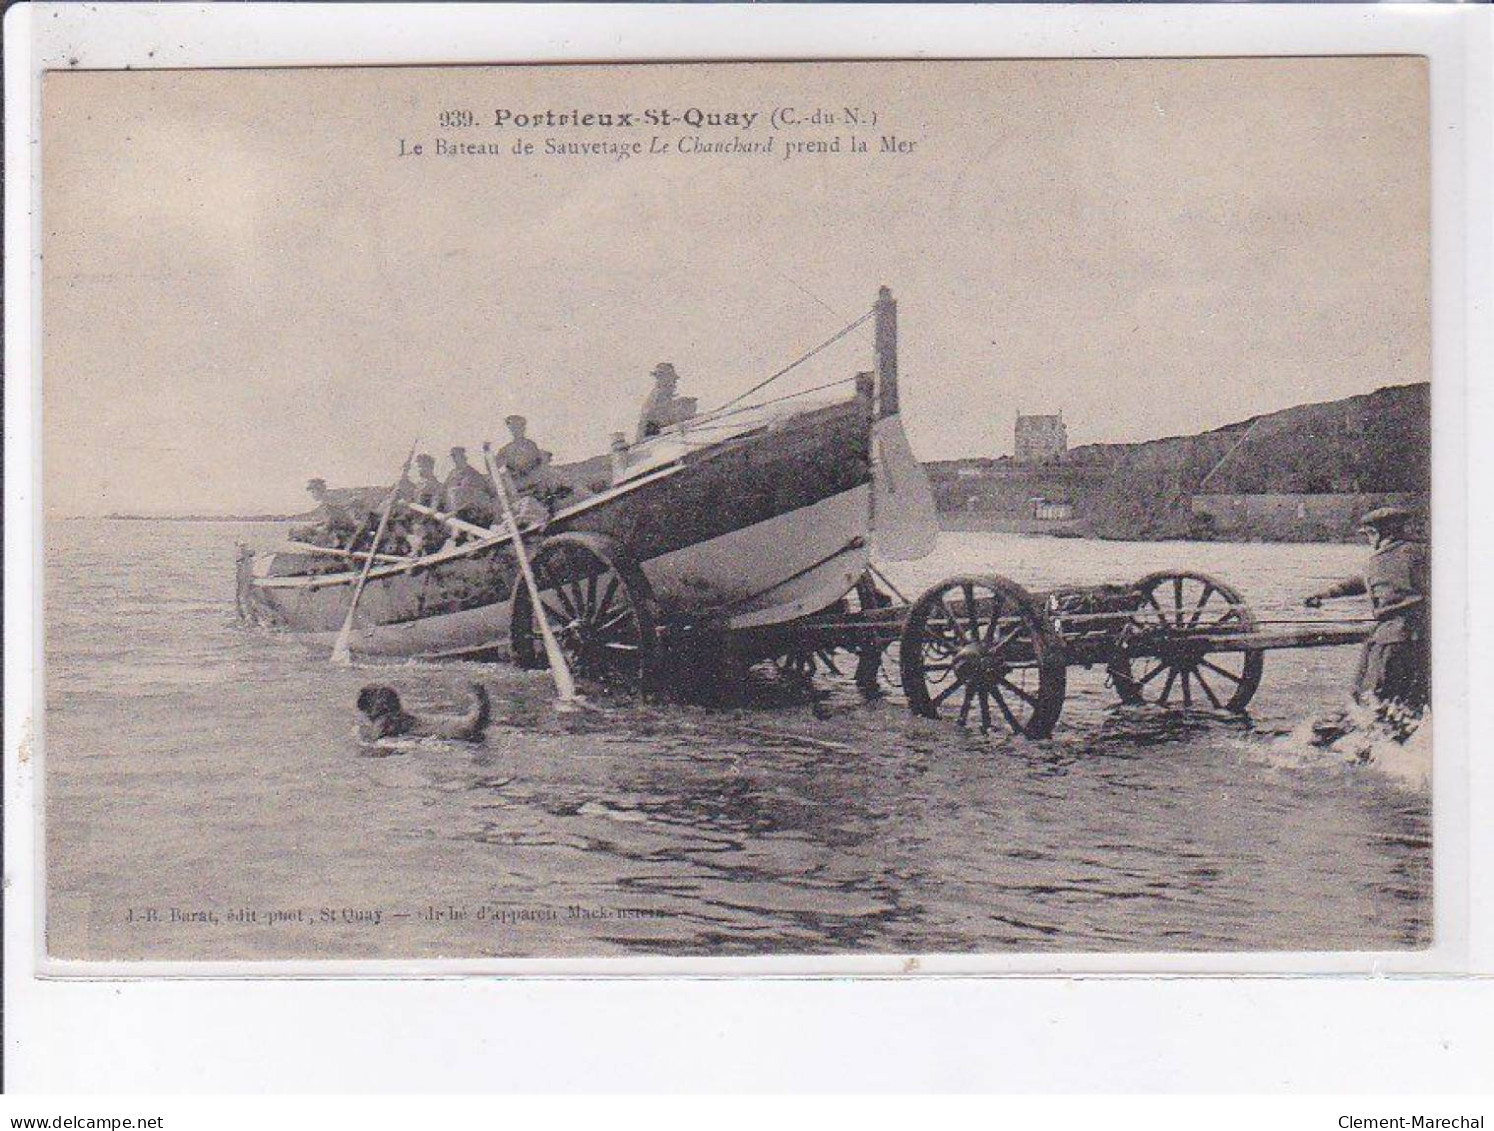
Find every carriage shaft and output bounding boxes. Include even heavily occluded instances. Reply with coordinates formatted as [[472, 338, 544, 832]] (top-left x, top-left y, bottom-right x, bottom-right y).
[[1179, 626, 1371, 653]]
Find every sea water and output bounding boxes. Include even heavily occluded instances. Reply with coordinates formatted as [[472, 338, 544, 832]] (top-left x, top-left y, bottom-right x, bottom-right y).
[[42, 520, 1430, 960]]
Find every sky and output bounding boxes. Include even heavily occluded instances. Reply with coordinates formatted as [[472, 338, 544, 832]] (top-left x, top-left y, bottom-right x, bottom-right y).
[[42, 59, 1428, 516]]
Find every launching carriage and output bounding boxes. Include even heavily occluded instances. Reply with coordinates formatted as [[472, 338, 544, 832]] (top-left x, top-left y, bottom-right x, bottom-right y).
[[730, 568, 1370, 739], [236, 286, 1371, 739]]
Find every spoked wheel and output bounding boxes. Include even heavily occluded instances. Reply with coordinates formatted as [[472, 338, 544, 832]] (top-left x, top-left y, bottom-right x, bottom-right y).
[[510, 532, 656, 688], [1108, 570, 1263, 712], [899, 574, 1066, 738]]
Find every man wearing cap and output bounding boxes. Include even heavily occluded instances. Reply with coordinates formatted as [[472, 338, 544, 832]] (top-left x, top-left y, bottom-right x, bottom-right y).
[[1305, 506, 1429, 713], [290, 477, 361, 548], [494, 415, 552, 498], [411, 454, 443, 508], [400, 454, 448, 554], [441, 446, 497, 527], [636, 362, 697, 442]]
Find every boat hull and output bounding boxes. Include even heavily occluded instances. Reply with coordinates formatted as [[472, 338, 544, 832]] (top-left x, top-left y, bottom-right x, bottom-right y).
[[238, 397, 874, 659]]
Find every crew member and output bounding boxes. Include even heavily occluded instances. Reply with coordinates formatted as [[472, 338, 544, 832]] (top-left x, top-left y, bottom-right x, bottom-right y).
[[412, 453, 443, 508], [291, 478, 360, 548], [494, 415, 552, 498], [635, 362, 696, 442], [400, 453, 447, 554], [441, 446, 497, 528], [609, 431, 631, 484], [1305, 506, 1429, 715]]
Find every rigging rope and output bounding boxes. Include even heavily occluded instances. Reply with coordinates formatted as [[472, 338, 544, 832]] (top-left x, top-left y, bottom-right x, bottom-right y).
[[655, 378, 860, 450], [686, 376, 859, 430], [706, 307, 875, 417]]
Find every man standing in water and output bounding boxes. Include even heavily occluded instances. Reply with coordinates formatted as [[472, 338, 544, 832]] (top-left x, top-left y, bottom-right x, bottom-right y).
[[1305, 506, 1429, 720]]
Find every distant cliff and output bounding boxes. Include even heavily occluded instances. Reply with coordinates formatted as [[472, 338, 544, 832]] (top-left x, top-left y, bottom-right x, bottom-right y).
[[928, 383, 1430, 542]]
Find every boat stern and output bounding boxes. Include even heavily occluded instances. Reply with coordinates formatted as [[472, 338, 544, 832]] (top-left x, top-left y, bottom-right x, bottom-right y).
[[234, 544, 298, 628]]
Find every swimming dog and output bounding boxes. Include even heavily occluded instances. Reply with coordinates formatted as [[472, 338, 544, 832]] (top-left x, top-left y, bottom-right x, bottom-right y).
[[356, 682, 491, 743]]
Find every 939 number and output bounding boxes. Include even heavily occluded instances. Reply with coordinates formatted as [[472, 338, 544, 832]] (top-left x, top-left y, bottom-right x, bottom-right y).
[[438, 110, 475, 128]]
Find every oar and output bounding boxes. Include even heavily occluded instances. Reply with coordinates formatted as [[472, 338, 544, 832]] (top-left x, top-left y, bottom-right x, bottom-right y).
[[287, 541, 411, 565], [402, 500, 497, 540], [331, 440, 419, 666], [483, 444, 581, 709]]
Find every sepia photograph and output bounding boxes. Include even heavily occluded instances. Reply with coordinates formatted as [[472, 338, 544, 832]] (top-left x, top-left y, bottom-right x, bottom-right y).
[[39, 56, 1433, 965]]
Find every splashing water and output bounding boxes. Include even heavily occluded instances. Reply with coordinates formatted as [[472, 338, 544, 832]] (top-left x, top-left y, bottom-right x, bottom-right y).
[[1274, 703, 1432, 793]]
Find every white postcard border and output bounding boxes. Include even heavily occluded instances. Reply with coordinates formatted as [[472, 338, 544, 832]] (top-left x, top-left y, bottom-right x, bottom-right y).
[[5, 0, 1491, 1092]]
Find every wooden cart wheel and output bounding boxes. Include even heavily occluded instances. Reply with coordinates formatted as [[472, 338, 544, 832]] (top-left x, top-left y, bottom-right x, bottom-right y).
[[510, 532, 656, 687], [899, 574, 1067, 738], [1109, 570, 1264, 712]]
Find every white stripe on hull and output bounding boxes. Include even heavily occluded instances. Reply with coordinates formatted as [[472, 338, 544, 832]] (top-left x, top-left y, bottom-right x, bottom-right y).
[[324, 598, 516, 660], [642, 485, 870, 630]]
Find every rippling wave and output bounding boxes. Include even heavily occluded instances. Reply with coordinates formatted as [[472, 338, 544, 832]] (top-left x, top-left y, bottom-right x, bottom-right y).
[[44, 520, 1430, 959]]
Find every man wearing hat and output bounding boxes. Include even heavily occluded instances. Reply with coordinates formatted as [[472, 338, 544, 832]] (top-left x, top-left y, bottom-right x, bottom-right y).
[[290, 477, 360, 548], [494, 414, 552, 499], [402, 454, 448, 555], [1305, 505, 1429, 713], [411, 453, 443, 508], [441, 446, 497, 528], [636, 362, 697, 443]]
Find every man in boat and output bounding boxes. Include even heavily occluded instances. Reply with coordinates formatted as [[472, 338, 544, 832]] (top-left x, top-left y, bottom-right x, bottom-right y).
[[1304, 505, 1429, 720], [399, 453, 449, 555], [494, 415, 552, 498], [412, 453, 443, 508], [290, 477, 361, 548], [635, 362, 697, 442], [608, 431, 632, 484], [441, 446, 497, 528]]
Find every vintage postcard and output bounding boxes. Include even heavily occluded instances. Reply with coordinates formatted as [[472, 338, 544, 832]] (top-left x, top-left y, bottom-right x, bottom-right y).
[[40, 57, 1433, 965]]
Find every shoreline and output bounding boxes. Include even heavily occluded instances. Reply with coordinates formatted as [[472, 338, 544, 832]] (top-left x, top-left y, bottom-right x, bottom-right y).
[[87, 511, 1364, 546], [98, 514, 293, 523], [935, 514, 1364, 546]]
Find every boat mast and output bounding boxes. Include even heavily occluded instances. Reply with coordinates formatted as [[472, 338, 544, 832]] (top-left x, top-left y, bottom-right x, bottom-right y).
[[867, 285, 897, 538], [873, 285, 898, 419]]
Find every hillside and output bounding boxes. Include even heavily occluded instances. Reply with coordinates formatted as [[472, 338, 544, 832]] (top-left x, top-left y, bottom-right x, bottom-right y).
[[1064, 382, 1428, 488], [928, 383, 1430, 541]]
